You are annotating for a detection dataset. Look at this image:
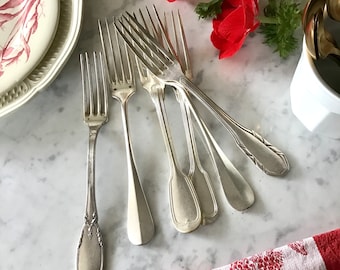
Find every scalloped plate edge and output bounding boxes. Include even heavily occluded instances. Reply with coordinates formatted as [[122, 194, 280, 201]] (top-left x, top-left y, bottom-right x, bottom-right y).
[[0, 0, 83, 118]]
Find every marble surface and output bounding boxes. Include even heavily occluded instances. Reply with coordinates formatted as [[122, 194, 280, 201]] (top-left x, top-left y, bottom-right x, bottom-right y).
[[0, 0, 339, 269]]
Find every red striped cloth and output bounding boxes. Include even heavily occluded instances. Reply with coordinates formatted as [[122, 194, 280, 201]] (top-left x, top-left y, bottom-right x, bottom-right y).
[[214, 228, 340, 270]]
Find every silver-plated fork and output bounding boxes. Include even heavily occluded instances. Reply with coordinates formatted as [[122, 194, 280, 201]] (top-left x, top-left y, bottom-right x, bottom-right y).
[[138, 6, 254, 217], [159, 9, 218, 223], [114, 12, 290, 177], [160, 8, 255, 211], [98, 19, 154, 245], [77, 51, 107, 270], [137, 7, 219, 224], [135, 12, 201, 233], [138, 67, 201, 233]]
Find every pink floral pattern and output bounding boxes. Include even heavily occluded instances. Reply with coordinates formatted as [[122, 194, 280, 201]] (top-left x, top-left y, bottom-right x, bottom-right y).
[[229, 250, 283, 270], [288, 241, 308, 255], [215, 229, 340, 270], [0, 0, 42, 76]]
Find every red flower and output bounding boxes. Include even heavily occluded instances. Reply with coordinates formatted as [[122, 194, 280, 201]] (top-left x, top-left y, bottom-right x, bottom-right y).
[[210, 0, 259, 58]]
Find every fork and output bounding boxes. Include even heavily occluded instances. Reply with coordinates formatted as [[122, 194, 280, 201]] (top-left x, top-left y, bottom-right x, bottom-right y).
[[114, 12, 290, 177], [160, 8, 255, 211], [77, 51, 106, 270], [160, 9, 218, 223], [135, 12, 202, 233], [98, 19, 154, 245], [137, 7, 218, 227], [137, 6, 254, 216]]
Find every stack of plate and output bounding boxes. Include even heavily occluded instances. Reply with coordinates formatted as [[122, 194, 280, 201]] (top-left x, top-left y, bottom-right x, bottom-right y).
[[0, 0, 83, 117]]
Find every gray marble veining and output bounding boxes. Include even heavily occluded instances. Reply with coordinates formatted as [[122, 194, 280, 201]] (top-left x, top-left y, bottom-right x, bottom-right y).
[[0, 0, 339, 269]]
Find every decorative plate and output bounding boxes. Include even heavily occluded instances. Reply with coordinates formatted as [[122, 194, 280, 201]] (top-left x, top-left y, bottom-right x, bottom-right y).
[[0, 0, 60, 93], [0, 0, 83, 117]]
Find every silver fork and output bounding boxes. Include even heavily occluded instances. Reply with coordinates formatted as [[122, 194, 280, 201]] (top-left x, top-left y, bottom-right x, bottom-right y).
[[163, 9, 255, 211], [77, 51, 107, 270], [160, 9, 218, 223], [98, 19, 154, 245], [135, 12, 202, 233], [114, 12, 290, 177], [137, 6, 253, 218], [138, 7, 218, 223]]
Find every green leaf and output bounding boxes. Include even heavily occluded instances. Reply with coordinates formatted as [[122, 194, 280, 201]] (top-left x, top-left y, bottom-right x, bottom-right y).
[[260, 0, 301, 58], [195, 0, 224, 19]]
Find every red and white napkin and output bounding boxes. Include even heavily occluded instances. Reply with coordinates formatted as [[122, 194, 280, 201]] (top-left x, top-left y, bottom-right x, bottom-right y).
[[214, 228, 340, 270]]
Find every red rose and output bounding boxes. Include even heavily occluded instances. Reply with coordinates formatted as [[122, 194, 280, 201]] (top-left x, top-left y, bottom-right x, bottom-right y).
[[210, 0, 259, 58]]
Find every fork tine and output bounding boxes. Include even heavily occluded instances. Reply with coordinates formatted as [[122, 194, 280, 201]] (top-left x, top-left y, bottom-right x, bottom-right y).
[[114, 17, 161, 75], [116, 25, 134, 85], [80, 51, 108, 118], [154, 8, 191, 78], [98, 18, 119, 83], [114, 25, 126, 83], [80, 52, 92, 116], [135, 8, 166, 71], [80, 53, 87, 114], [145, 6, 163, 44], [125, 11, 168, 56], [97, 51, 109, 116], [151, 5, 176, 56], [115, 12, 175, 66], [138, 7, 157, 39], [120, 14, 166, 65], [170, 11, 178, 54], [133, 10, 151, 81], [175, 10, 192, 79], [93, 52, 101, 115]]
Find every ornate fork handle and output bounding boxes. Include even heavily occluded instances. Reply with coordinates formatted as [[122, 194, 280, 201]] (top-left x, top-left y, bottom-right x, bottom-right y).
[[177, 76, 290, 176], [77, 51, 107, 270], [77, 126, 103, 270], [114, 9, 289, 176]]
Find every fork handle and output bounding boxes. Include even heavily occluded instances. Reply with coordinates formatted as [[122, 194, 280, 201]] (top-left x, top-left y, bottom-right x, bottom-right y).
[[183, 92, 255, 211], [153, 89, 201, 233], [177, 91, 218, 223], [176, 76, 290, 176], [120, 103, 155, 245], [77, 128, 103, 270]]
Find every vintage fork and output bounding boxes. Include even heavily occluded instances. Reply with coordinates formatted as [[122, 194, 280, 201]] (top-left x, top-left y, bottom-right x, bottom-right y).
[[160, 9, 219, 223], [114, 12, 290, 177], [135, 13, 202, 233], [137, 6, 254, 213], [162, 8, 255, 211], [77, 51, 107, 270], [137, 6, 253, 212], [98, 19, 154, 245], [137, 7, 217, 226]]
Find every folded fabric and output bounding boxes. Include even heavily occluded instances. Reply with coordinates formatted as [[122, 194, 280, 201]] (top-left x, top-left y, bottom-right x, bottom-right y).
[[214, 228, 340, 270]]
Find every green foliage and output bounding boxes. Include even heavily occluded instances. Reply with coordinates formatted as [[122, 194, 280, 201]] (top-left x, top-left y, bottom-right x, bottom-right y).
[[260, 0, 301, 58], [194, 0, 301, 58], [195, 0, 223, 19]]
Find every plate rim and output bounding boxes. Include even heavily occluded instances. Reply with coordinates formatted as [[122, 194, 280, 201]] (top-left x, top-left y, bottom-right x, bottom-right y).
[[0, 0, 60, 92], [0, 0, 83, 118]]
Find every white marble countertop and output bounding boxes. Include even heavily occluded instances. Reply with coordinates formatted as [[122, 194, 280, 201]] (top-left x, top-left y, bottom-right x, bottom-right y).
[[1, 0, 339, 269]]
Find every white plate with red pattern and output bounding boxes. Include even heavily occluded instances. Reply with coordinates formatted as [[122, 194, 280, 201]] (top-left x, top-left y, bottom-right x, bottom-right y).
[[0, 0, 59, 93], [0, 0, 83, 117]]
